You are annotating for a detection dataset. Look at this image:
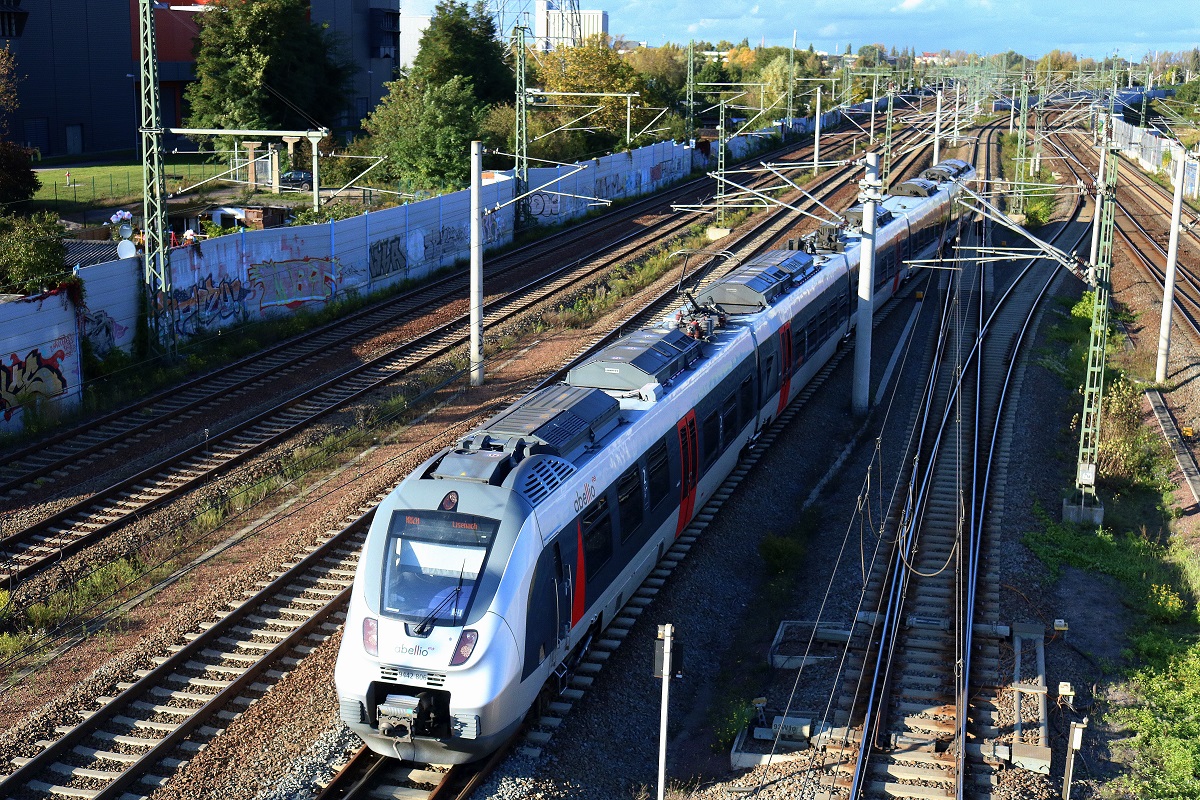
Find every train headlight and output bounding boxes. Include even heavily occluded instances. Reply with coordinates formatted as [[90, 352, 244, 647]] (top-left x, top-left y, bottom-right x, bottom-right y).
[[450, 629, 478, 666], [363, 617, 379, 657]]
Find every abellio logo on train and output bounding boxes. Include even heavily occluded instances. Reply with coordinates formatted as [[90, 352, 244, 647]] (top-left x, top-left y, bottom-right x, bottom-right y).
[[395, 642, 434, 657], [573, 478, 597, 512]]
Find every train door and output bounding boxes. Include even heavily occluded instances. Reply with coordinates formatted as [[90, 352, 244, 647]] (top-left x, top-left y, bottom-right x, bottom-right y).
[[675, 411, 698, 536], [777, 322, 792, 415], [551, 542, 571, 660], [524, 541, 572, 680]]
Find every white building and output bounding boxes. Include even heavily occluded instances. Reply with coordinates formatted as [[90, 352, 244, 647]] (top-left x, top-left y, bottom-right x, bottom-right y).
[[534, 0, 608, 51], [398, 14, 432, 69]]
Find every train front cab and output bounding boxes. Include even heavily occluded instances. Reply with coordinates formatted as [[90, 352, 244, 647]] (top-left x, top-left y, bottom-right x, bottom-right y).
[[335, 483, 535, 764]]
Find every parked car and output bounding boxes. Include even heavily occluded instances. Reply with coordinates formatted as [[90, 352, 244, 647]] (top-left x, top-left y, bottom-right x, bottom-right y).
[[280, 170, 314, 191]]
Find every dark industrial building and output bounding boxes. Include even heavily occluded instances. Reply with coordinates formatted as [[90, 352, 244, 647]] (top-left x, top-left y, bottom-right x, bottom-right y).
[[0, 0, 400, 158]]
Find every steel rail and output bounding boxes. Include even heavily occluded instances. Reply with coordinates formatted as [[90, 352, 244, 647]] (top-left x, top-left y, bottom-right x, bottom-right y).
[[1, 126, 889, 592], [0, 511, 372, 798], [0, 128, 845, 499], [846, 120, 1091, 798]]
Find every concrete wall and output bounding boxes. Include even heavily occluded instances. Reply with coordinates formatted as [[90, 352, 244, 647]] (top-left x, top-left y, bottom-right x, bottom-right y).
[[153, 176, 516, 338], [0, 293, 83, 434], [527, 140, 692, 224], [9, 111, 839, 425], [78, 256, 141, 357], [1111, 116, 1199, 198]]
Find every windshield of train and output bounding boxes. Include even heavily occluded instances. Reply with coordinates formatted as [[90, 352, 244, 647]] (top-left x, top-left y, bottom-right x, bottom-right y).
[[381, 510, 499, 627]]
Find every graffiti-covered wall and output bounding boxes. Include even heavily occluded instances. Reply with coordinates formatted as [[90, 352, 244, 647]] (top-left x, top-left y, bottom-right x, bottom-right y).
[[77, 256, 140, 357], [526, 140, 694, 225], [71, 127, 815, 351], [148, 177, 517, 338], [0, 292, 83, 435], [1111, 116, 1199, 198]]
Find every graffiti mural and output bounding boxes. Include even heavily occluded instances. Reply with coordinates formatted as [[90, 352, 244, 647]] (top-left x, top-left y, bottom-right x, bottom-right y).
[[1, 349, 68, 421], [369, 235, 407, 281], [529, 192, 560, 218], [80, 309, 129, 357], [248, 257, 334, 311], [168, 274, 254, 336], [425, 224, 468, 262]]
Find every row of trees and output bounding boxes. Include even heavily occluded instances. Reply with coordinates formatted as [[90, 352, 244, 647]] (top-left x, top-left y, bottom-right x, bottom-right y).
[[0, 45, 39, 207], [340, 3, 859, 192], [0, 44, 66, 298]]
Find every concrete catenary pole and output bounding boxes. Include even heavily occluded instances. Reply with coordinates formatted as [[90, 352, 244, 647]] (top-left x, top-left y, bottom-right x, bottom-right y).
[[853, 152, 881, 415], [1156, 154, 1188, 383], [934, 90, 943, 164], [306, 131, 324, 211], [1088, 141, 1108, 269], [813, 87, 822, 175], [1008, 84, 1017, 134], [470, 141, 484, 386], [656, 624, 674, 800], [951, 82, 961, 146]]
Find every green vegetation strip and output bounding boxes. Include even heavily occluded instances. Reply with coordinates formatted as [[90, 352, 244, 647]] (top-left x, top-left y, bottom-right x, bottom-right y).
[[1026, 292, 1200, 798]]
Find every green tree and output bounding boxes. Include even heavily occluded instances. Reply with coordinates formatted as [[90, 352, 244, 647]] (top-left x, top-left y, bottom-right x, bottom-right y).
[[857, 44, 884, 68], [623, 44, 686, 107], [1035, 49, 1077, 81], [0, 213, 67, 296], [184, 0, 353, 145], [412, 0, 513, 106], [536, 34, 644, 146], [0, 45, 39, 205], [0, 142, 40, 205], [758, 55, 792, 110], [0, 44, 16, 124], [1176, 79, 1200, 106], [364, 75, 484, 190]]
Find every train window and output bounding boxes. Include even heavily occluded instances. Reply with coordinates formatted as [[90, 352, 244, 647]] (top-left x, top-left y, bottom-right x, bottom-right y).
[[762, 353, 777, 398], [791, 328, 804, 368], [701, 412, 720, 468], [647, 440, 671, 509], [720, 396, 738, 448], [738, 376, 755, 425], [582, 495, 613, 579], [617, 466, 644, 541]]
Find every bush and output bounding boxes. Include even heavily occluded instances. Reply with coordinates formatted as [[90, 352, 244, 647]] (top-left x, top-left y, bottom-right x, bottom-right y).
[[710, 695, 754, 749], [759, 532, 806, 575], [0, 140, 39, 205], [1147, 583, 1185, 623], [0, 211, 67, 295]]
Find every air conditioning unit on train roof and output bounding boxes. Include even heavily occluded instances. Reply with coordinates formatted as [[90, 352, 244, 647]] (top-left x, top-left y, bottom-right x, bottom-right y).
[[567, 328, 702, 392], [891, 178, 938, 198], [482, 385, 620, 460]]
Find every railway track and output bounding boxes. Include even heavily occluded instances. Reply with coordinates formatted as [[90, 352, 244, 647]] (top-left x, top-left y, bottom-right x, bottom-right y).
[[303, 124, 942, 800], [0, 507, 371, 799], [0, 126, 906, 594], [804, 121, 1091, 799], [1, 121, 936, 800], [1053, 130, 1200, 340]]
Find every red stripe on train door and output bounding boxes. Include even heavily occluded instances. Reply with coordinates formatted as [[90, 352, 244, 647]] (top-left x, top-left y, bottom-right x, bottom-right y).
[[675, 411, 698, 536], [572, 521, 586, 626], [776, 322, 792, 416]]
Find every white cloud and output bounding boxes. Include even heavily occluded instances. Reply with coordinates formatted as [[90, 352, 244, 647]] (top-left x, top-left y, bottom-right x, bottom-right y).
[[819, 23, 839, 37], [891, 0, 935, 10]]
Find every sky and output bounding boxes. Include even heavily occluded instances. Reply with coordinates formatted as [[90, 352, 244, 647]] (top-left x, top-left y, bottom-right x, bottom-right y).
[[597, 0, 1199, 60], [405, 0, 1200, 62]]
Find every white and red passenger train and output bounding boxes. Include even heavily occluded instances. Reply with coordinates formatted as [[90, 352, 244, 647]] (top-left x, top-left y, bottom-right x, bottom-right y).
[[334, 159, 976, 762]]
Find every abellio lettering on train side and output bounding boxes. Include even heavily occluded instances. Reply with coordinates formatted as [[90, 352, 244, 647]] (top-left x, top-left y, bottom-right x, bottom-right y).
[[572, 478, 597, 512]]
